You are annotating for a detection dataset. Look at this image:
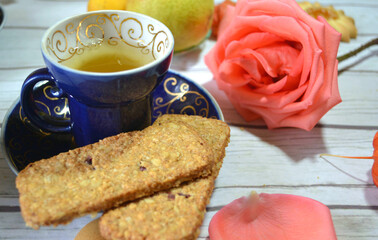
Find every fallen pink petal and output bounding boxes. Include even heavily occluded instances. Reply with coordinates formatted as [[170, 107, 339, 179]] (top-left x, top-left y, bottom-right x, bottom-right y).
[[209, 192, 337, 240]]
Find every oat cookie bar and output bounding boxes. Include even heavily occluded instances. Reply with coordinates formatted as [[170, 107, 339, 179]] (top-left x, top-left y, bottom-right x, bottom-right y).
[[99, 115, 230, 240], [16, 120, 214, 229]]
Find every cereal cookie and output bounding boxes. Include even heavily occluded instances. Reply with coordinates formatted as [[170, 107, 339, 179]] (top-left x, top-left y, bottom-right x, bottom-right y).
[[99, 115, 230, 240], [16, 120, 214, 229]]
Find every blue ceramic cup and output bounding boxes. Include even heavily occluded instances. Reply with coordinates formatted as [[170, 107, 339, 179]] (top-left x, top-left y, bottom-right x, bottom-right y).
[[20, 10, 174, 147]]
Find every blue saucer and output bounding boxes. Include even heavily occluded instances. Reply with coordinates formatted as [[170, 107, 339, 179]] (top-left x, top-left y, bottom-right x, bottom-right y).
[[0, 4, 5, 31], [1, 71, 223, 174]]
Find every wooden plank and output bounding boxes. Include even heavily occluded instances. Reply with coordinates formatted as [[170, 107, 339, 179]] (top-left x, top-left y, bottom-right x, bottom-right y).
[[2, 0, 378, 33], [0, 28, 46, 69], [0, 205, 377, 240], [208, 186, 378, 208], [3, 208, 376, 239], [0, 212, 94, 240], [1, 183, 376, 207], [0, 154, 17, 196], [177, 70, 378, 127], [2, 0, 87, 29], [215, 126, 376, 185]]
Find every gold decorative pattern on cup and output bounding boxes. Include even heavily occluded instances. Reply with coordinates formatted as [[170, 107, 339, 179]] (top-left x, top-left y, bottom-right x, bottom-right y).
[[18, 84, 69, 134], [19, 106, 51, 136], [46, 13, 170, 62], [43, 86, 70, 119]]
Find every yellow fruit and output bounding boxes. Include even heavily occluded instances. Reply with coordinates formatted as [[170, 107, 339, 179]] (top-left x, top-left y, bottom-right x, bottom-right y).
[[125, 0, 214, 52], [87, 0, 127, 11]]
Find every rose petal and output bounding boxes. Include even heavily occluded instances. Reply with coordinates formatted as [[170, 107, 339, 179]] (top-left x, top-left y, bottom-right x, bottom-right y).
[[220, 15, 269, 45], [259, 16, 318, 88], [218, 60, 251, 87], [222, 83, 308, 109], [279, 64, 341, 130], [225, 32, 285, 59], [236, 0, 298, 18], [236, 90, 310, 128], [250, 75, 288, 95], [209, 193, 337, 240], [254, 42, 301, 78], [228, 97, 261, 122], [229, 49, 264, 78]]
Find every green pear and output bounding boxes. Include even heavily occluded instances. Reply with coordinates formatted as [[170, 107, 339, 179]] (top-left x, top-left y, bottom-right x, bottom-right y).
[[126, 0, 214, 52]]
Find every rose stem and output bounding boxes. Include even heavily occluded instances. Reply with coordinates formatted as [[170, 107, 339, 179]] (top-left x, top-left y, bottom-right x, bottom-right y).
[[337, 37, 378, 63]]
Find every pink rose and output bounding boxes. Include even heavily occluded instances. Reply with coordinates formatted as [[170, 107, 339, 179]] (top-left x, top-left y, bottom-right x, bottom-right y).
[[205, 0, 342, 130]]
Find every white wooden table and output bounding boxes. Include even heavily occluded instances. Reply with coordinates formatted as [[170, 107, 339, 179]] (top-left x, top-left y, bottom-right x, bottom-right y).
[[0, 0, 377, 239]]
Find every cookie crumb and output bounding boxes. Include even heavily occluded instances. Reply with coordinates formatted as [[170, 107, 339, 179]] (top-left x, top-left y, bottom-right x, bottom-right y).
[[178, 193, 191, 198], [85, 156, 92, 165], [168, 193, 175, 200]]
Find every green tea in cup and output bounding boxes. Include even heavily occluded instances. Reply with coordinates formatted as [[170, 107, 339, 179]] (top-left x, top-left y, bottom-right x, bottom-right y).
[[62, 41, 154, 73]]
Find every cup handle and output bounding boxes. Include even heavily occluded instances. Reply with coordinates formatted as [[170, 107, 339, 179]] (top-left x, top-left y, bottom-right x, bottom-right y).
[[20, 68, 71, 133]]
